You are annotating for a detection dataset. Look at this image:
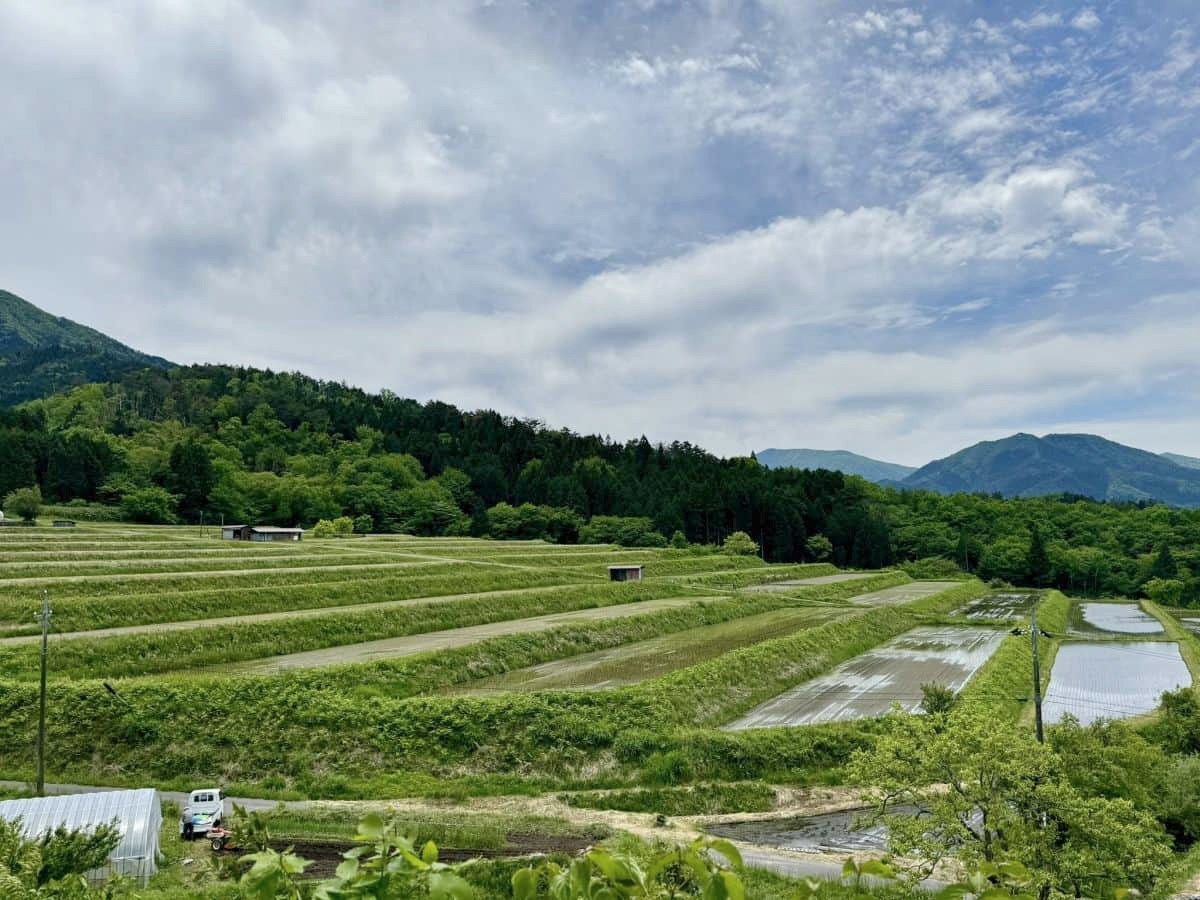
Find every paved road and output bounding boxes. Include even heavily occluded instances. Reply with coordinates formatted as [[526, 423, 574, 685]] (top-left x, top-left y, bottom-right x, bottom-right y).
[[217, 596, 720, 673]]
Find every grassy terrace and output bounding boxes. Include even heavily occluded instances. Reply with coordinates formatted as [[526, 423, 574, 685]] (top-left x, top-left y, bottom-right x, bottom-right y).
[[0, 523, 1000, 799]]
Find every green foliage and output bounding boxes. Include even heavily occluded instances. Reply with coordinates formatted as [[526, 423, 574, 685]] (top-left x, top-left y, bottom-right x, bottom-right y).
[[804, 534, 833, 561], [4, 485, 42, 522], [1145, 577, 1185, 606], [669, 531, 688, 550], [918, 682, 958, 715], [848, 707, 1173, 893], [311, 517, 355, 538], [720, 532, 758, 557], [120, 486, 177, 524], [512, 837, 743, 900], [580, 518, 667, 548], [0, 816, 120, 896]]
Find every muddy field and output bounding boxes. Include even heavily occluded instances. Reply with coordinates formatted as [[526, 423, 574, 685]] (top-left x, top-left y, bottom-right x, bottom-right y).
[[1070, 602, 1163, 636], [249, 833, 597, 878], [846, 581, 959, 607], [960, 592, 1037, 620], [743, 572, 876, 592], [724, 625, 1005, 729], [707, 807, 894, 854], [449, 606, 854, 694], [1043, 641, 1191, 725]]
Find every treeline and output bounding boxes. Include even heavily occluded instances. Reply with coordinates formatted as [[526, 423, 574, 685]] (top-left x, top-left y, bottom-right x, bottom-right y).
[[1, 364, 1198, 601]]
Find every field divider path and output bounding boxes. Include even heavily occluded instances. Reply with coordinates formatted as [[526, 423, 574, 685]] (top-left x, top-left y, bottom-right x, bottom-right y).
[[0, 582, 624, 647]]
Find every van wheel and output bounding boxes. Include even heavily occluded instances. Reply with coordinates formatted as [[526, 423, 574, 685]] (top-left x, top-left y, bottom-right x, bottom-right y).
[[211, 837, 225, 851]]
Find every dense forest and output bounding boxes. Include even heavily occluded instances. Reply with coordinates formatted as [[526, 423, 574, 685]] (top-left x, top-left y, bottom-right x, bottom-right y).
[[1, 365, 1197, 602]]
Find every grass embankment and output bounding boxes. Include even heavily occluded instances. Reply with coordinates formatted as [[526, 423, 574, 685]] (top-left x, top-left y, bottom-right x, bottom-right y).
[[0, 565, 593, 635], [959, 590, 1070, 722], [302, 571, 907, 699], [0, 581, 703, 679], [0, 575, 982, 797], [1145, 600, 1200, 684]]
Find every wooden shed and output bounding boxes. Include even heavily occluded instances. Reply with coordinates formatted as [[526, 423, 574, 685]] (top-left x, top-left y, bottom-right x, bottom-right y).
[[222, 525, 303, 542], [608, 564, 644, 582]]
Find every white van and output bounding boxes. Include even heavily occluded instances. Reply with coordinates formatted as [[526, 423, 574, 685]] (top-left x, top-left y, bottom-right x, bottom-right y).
[[180, 788, 225, 838]]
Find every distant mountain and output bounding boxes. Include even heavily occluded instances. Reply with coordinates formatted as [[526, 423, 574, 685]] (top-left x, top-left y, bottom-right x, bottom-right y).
[[0, 289, 172, 406], [902, 433, 1200, 507], [756, 448, 917, 483], [1162, 452, 1200, 471]]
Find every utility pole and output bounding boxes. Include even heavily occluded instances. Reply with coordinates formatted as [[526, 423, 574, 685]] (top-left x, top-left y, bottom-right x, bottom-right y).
[[36, 590, 51, 796], [1031, 606, 1044, 744]]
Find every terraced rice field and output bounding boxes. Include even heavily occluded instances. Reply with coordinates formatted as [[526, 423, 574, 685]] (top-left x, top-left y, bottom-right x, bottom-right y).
[[1070, 602, 1164, 636], [960, 592, 1038, 620], [0, 523, 847, 681], [448, 606, 855, 693], [216, 595, 719, 674], [724, 625, 1006, 729], [1043, 642, 1191, 725], [845, 580, 959, 607], [743, 572, 876, 592]]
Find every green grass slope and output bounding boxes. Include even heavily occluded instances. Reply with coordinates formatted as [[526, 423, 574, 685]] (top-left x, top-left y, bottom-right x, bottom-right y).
[[0, 289, 172, 406]]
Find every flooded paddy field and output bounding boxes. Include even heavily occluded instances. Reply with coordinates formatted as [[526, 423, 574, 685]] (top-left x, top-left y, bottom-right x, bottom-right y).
[[1069, 602, 1164, 636], [448, 606, 855, 694], [724, 626, 1005, 730], [847, 581, 959, 607], [1167, 609, 1200, 635], [707, 806, 899, 854], [1043, 642, 1190, 725], [960, 592, 1037, 620]]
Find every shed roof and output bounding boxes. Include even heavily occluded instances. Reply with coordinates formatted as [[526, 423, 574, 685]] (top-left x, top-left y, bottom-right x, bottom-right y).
[[0, 789, 162, 882], [248, 526, 304, 533], [607, 564, 644, 570]]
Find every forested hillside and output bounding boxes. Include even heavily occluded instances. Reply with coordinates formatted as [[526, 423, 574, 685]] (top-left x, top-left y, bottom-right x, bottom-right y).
[[1, 365, 1198, 602], [0, 289, 171, 406], [904, 432, 1200, 506]]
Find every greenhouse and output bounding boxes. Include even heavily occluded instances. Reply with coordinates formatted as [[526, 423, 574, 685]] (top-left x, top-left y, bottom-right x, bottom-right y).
[[0, 788, 162, 884]]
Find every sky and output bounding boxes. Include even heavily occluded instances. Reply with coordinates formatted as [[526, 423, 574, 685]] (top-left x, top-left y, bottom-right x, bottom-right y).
[[2, 1, 1199, 465]]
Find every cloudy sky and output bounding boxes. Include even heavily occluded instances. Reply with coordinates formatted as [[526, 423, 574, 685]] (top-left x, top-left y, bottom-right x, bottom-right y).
[[3, 1, 1199, 464]]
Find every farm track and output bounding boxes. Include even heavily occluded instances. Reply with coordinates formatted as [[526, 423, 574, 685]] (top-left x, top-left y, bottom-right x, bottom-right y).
[[213, 596, 720, 673]]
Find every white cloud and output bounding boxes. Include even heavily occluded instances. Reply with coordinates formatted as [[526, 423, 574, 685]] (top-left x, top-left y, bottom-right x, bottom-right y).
[[0, 0, 1196, 465]]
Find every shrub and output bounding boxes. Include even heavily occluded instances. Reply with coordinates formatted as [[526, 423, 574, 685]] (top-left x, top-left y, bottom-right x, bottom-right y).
[[900, 556, 964, 579], [353, 514, 374, 534], [669, 530, 689, 549], [3, 485, 42, 522], [119, 486, 177, 523], [580, 516, 665, 547], [721, 531, 759, 556], [805, 533, 833, 561]]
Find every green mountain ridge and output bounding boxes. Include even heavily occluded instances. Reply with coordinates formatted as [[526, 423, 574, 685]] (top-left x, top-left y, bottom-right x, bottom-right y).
[[0, 289, 172, 406], [755, 448, 917, 483], [903, 432, 1200, 507]]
